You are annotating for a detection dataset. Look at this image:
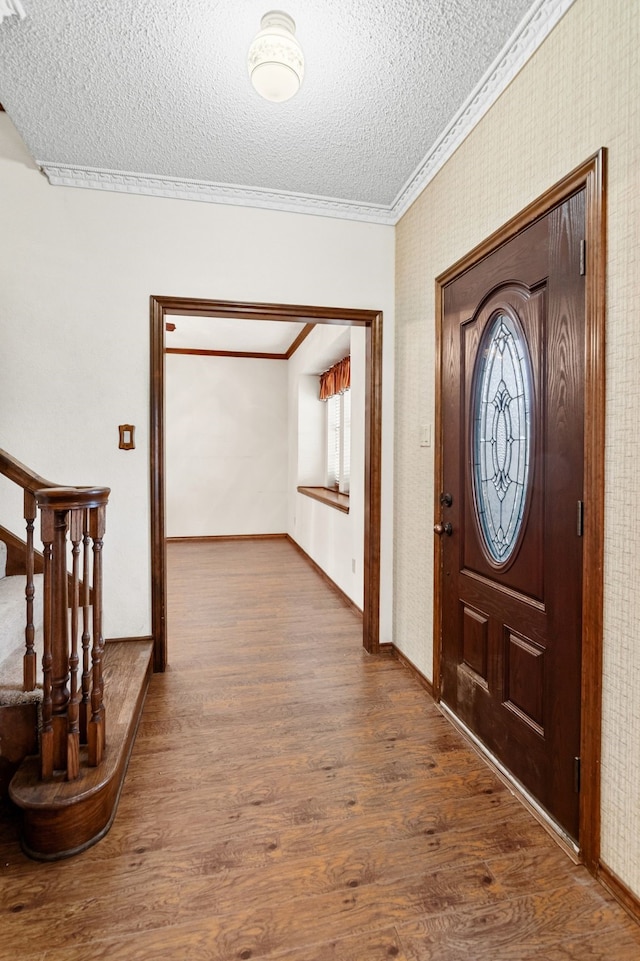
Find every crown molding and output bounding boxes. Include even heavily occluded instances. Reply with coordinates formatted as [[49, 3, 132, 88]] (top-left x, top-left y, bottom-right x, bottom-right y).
[[389, 0, 577, 221], [37, 0, 576, 227], [37, 164, 397, 225]]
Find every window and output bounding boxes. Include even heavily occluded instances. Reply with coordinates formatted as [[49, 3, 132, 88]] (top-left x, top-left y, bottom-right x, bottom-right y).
[[296, 353, 351, 511], [472, 312, 532, 563], [326, 389, 351, 494]]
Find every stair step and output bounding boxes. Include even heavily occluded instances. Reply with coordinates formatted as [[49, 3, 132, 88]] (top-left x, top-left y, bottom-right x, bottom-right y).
[[9, 638, 153, 860], [0, 574, 43, 704]]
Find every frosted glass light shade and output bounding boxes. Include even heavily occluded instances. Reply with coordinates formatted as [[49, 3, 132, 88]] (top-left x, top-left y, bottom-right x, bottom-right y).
[[248, 11, 304, 103]]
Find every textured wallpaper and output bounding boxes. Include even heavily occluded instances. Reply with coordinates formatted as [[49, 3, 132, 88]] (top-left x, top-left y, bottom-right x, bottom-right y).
[[394, 0, 640, 894]]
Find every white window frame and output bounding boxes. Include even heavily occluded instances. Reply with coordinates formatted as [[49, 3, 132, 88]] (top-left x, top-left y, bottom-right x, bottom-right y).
[[326, 389, 351, 495]]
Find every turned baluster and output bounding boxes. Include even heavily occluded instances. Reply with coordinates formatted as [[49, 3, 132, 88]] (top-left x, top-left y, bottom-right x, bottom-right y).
[[48, 505, 71, 772], [39, 510, 54, 780], [23, 489, 37, 691], [66, 508, 83, 780], [79, 511, 92, 744], [88, 504, 106, 767]]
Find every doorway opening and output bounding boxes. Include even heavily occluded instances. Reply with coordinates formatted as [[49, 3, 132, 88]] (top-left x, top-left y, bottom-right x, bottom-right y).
[[433, 150, 606, 870], [150, 298, 383, 674]]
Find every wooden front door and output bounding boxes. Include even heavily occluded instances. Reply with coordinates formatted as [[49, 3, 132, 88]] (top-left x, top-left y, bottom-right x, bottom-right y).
[[438, 191, 586, 839]]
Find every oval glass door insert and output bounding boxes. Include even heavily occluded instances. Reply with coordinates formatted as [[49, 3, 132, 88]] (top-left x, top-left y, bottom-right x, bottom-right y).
[[472, 311, 533, 563]]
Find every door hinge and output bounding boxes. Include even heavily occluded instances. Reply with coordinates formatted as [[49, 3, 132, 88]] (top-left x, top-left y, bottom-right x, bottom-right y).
[[574, 756, 581, 793], [577, 500, 584, 537], [579, 239, 586, 276]]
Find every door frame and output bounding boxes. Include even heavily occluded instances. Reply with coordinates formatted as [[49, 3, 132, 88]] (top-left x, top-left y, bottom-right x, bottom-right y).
[[433, 149, 606, 871], [150, 297, 384, 673]]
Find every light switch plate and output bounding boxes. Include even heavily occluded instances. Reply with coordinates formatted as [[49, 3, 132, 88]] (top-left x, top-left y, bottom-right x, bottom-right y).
[[119, 424, 135, 450]]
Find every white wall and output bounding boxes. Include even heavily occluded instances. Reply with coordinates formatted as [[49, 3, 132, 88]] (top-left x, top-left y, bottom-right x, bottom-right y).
[[288, 326, 365, 608], [0, 112, 395, 641], [296, 374, 326, 487], [165, 354, 288, 537]]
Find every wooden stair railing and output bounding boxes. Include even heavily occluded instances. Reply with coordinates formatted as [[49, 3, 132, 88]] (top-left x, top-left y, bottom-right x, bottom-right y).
[[0, 449, 110, 782], [38, 487, 109, 779]]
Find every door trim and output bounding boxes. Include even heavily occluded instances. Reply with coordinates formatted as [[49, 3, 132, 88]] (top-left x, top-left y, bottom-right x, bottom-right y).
[[150, 297, 383, 672], [433, 149, 606, 871]]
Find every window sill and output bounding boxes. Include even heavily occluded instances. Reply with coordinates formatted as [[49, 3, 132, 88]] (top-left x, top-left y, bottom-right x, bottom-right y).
[[297, 486, 350, 514]]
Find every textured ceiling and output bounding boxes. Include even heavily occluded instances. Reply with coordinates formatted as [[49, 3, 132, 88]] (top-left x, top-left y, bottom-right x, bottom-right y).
[[0, 0, 574, 222]]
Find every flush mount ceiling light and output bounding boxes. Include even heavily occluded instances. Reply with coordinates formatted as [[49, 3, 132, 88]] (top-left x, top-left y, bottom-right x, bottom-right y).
[[247, 11, 304, 103]]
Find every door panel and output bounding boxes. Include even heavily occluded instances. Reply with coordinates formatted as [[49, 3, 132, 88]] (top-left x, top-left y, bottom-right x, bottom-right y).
[[439, 191, 585, 839]]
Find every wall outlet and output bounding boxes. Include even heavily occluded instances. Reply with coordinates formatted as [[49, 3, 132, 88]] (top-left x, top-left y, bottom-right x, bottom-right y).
[[352, 558, 356, 573]]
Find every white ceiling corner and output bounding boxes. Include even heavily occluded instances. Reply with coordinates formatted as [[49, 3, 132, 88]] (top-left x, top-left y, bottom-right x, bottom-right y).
[[389, 0, 577, 222], [166, 316, 307, 354], [0, 1, 26, 26], [0, 0, 577, 225]]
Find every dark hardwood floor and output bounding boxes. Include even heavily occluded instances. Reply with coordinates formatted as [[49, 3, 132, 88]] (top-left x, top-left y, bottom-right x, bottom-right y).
[[1, 537, 639, 959]]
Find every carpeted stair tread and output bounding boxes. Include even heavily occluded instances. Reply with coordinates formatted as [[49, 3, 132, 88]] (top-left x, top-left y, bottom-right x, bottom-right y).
[[0, 572, 43, 706]]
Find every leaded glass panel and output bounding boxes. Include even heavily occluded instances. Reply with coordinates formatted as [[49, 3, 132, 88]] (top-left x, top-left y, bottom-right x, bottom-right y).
[[472, 312, 532, 563]]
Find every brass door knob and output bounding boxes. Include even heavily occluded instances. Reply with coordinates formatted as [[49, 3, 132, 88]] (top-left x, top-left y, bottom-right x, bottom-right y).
[[434, 522, 453, 536]]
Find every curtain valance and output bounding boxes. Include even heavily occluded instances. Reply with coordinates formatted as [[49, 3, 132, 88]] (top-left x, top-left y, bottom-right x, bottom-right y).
[[319, 355, 350, 401]]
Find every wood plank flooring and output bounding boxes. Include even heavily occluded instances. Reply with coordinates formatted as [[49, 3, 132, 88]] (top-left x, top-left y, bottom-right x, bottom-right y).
[[1, 537, 639, 960]]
